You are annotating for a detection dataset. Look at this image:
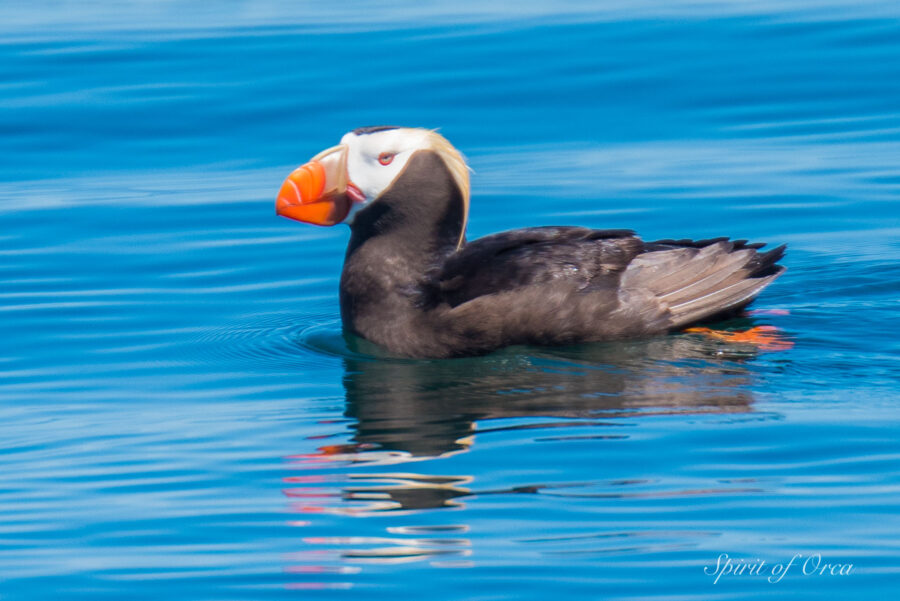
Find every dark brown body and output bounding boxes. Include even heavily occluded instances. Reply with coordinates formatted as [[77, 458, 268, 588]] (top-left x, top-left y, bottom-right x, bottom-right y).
[[340, 150, 785, 358]]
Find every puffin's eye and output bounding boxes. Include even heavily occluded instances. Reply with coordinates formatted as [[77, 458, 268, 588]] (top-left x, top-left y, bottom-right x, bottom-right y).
[[378, 152, 396, 166]]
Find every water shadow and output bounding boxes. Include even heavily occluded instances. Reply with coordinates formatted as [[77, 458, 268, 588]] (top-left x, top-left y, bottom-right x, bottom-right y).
[[282, 331, 773, 577], [342, 334, 759, 459]]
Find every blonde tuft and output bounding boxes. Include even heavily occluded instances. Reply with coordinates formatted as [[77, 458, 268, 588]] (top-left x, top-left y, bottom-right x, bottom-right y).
[[424, 130, 471, 249]]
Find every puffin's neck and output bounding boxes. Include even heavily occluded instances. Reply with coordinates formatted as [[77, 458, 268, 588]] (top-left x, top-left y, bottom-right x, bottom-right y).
[[339, 150, 466, 338]]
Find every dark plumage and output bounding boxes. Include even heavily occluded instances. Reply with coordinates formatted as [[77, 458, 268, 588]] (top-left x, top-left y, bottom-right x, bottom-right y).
[[352, 125, 400, 135], [338, 153, 784, 358], [277, 127, 786, 358]]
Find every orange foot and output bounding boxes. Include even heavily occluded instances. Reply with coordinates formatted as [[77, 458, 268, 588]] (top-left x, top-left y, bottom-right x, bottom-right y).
[[685, 325, 794, 351]]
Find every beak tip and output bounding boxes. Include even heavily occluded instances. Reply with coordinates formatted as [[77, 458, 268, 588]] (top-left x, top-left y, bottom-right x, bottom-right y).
[[274, 195, 289, 217], [275, 155, 347, 226]]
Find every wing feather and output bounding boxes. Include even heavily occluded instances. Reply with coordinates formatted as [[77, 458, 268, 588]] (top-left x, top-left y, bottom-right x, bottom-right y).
[[429, 227, 640, 307]]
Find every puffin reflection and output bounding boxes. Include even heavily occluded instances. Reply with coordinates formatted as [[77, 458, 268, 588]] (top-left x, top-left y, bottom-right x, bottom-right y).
[[342, 333, 760, 459], [283, 330, 781, 576]]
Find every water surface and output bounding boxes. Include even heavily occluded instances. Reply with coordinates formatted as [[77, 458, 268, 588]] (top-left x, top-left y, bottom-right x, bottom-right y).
[[1, 2, 899, 599]]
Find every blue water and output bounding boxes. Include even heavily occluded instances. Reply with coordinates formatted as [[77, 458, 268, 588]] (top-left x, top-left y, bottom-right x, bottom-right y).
[[2, 2, 899, 599]]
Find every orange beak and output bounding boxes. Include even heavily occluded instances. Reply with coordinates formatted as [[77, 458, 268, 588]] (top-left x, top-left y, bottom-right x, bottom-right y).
[[276, 145, 353, 226]]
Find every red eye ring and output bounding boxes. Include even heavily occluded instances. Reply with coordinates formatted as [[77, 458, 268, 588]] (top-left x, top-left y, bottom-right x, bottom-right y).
[[378, 152, 396, 166]]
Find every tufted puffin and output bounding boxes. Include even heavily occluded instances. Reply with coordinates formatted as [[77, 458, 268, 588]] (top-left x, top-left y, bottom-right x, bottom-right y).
[[276, 126, 785, 359]]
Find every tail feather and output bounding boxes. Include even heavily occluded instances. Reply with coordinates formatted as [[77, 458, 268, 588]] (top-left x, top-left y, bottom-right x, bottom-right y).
[[648, 243, 730, 296], [667, 268, 784, 328], [622, 238, 787, 330], [745, 244, 786, 277], [658, 248, 753, 305]]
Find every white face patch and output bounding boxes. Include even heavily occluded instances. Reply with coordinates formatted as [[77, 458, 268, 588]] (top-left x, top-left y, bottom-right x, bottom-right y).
[[340, 128, 433, 223]]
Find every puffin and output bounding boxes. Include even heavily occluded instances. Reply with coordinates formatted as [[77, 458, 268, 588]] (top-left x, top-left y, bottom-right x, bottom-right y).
[[276, 126, 785, 359]]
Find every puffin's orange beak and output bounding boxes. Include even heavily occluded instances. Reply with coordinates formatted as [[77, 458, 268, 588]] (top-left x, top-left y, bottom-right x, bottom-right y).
[[276, 144, 352, 226]]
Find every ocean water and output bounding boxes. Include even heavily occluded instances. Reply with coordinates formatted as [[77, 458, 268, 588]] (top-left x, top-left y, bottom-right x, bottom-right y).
[[1, 1, 899, 599]]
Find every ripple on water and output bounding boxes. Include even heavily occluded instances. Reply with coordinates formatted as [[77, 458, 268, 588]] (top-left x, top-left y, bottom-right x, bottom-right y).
[[193, 314, 392, 373], [193, 317, 324, 370]]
